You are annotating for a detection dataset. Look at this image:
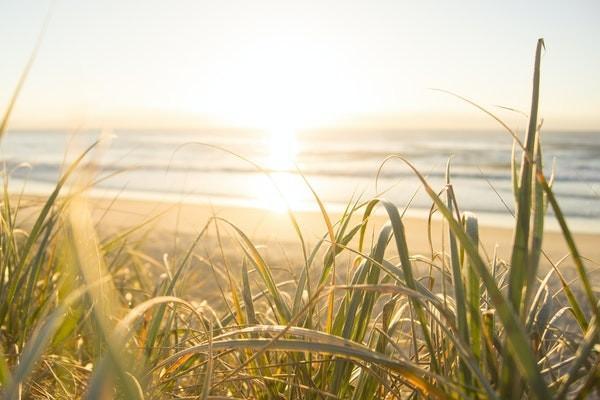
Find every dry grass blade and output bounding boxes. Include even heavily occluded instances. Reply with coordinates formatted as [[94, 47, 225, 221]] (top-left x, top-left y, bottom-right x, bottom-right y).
[[0, 3, 54, 139], [430, 88, 526, 153], [214, 217, 291, 323], [158, 336, 448, 400]]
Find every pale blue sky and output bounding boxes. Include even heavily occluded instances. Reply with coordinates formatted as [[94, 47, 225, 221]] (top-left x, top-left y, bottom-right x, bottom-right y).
[[1, 0, 599, 130]]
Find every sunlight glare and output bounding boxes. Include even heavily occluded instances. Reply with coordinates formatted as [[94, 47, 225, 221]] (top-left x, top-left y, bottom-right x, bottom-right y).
[[266, 125, 298, 171], [252, 125, 307, 213]]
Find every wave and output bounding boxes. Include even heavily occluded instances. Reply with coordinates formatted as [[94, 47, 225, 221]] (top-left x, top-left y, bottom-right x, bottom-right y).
[[4, 157, 600, 187]]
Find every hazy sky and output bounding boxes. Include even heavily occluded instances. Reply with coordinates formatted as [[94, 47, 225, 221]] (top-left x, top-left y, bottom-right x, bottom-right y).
[[1, 0, 599, 131]]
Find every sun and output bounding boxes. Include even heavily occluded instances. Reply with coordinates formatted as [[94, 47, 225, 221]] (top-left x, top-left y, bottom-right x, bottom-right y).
[[251, 125, 308, 213]]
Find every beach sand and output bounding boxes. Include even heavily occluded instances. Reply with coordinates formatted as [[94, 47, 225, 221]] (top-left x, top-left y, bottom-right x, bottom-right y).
[[17, 195, 600, 305], [37, 196, 600, 269]]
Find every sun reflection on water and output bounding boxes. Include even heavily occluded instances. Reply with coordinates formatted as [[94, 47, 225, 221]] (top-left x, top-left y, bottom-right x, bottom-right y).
[[253, 127, 308, 213]]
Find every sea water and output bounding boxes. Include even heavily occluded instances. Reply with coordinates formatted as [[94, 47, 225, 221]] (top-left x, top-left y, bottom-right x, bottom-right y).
[[1, 129, 599, 232]]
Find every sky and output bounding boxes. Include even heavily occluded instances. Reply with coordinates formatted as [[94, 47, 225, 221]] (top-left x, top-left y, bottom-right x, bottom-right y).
[[0, 0, 599, 131]]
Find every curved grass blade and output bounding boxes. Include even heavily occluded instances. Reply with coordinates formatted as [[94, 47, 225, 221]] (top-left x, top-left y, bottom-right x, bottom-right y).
[[377, 154, 552, 400], [157, 338, 448, 399]]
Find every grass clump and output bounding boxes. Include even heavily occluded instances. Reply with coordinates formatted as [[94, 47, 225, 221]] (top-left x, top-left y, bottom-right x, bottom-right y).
[[0, 39, 599, 399]]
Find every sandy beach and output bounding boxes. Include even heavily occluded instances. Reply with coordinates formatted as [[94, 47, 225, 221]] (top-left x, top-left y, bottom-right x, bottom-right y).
[[18, 194, 598, 278]]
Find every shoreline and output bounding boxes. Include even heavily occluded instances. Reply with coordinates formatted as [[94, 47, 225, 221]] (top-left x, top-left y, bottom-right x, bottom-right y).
[[16, 192, 600, 274], [13, 181, 600, 234]]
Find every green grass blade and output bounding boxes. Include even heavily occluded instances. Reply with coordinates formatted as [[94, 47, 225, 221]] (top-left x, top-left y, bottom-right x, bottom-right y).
[[508, 38, 544, 312], [380, 155, 552, 400], [446, 162, 472, 386], [215, 217, 291, 323], [242, 261, 257, 325], [536, 170, 599, 321], [463, 212, 482, 363], [556, 316, 599, 399]]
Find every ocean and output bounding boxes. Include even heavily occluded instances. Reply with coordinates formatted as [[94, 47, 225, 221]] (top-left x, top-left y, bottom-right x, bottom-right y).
[[1, 129, 599, 232]]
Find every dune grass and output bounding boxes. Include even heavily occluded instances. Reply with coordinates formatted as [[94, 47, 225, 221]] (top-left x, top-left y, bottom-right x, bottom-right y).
[[0, 39, 599, 399]]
